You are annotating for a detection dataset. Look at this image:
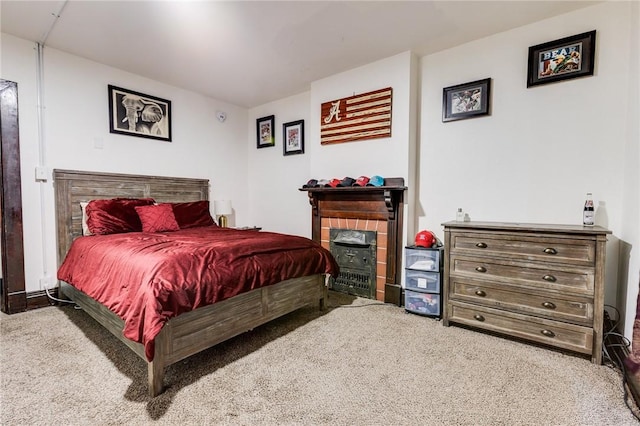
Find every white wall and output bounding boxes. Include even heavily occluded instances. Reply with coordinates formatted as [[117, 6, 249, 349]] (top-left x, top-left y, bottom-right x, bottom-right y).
[[620, 0, 640, 339], [1, 33, 250, 292], [309, 51, 415, 184], [248, 51, 419, 246], [418, 1, 639, 332], [309, 51, 421, 241], [247, 92, 312, 236]]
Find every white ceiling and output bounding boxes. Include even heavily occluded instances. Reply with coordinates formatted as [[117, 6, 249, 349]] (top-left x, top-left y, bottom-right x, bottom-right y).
[[1, 1, 599, 108]]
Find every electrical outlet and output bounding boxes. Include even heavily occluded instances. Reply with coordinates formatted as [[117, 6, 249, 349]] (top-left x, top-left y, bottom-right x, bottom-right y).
[[35, 166, 49, 181], [39, 276, 54, 289]]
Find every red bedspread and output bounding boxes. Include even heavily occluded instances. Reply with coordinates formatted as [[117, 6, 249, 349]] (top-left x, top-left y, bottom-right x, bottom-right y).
[[57, 226, 339, 360]]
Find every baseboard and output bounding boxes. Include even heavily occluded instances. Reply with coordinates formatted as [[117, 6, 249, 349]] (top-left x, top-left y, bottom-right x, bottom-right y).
[[384, 283, 402, 306], [26, 288, 58, 310]]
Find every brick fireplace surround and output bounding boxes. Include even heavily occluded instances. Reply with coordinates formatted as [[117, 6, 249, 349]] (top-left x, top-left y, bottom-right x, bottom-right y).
[[301, 178, 406, 304]]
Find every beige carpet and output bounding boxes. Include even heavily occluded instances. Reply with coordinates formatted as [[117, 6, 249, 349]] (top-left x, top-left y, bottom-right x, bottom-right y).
[[1, 291, 638, 425]]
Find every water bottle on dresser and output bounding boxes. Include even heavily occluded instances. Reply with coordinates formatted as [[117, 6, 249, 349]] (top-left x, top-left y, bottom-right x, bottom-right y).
[[583, 193, 594, 226]]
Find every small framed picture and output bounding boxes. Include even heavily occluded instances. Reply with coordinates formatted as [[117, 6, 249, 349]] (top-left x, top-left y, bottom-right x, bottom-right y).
[[283, 120, 304, 156], [108, 85, 172, 142], [527, 30, 596, 88], [442, 78, 491, 122], [256, 115, 275, 148]]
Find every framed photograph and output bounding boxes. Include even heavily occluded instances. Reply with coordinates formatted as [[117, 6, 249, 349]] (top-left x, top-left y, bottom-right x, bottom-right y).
[[527, 30, 596, 88], [442, 78, 491, 122], [256, 115, 275, 148], [108, 85, 171, 142], [283, 120, 304, 156]]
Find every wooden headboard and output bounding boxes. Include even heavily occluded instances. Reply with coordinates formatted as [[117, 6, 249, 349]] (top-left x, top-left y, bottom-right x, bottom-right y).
[[53, 169, 210, 265]]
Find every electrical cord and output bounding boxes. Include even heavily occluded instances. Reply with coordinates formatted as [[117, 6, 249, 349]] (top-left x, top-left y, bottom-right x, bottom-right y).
[[44, 284, 77, 305], [605, 305, 620, 327]]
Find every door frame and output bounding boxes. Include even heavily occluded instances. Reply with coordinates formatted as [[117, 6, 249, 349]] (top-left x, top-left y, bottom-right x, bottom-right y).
[[0, 79, 27, 313]]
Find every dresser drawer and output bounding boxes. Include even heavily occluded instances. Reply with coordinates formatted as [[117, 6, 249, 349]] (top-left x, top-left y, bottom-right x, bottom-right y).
[[450, 255, 594, 295], [449, 278, 593, 325], [449, 232, 596, 266], [405, 247, 442, 271], [405, 270, 440, 293], [405, 290, 440, 316], [448, 301, 593, 355]]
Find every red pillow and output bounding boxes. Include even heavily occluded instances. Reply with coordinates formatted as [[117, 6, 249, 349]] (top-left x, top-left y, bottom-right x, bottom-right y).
[[86, 198, 155, 235], [135, 204, 180, 233], [170, 201, 216, 229]]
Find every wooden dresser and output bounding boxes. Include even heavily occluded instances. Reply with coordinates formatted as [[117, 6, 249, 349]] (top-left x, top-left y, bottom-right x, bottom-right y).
[[442, 221, 610, 364]]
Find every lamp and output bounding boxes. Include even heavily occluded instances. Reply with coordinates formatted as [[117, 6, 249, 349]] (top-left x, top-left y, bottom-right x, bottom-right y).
[[214, 200, 232, 227]]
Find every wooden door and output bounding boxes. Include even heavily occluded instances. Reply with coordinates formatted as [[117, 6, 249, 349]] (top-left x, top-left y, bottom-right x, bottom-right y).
[[0, 79, 26, 313]]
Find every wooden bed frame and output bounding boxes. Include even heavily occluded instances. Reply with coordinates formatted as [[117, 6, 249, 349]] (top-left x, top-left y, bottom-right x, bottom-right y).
[[53, 169, 327, 397]]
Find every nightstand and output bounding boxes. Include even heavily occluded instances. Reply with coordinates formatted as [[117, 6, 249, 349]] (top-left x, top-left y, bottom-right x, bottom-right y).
[[232, 226, 262, 231]]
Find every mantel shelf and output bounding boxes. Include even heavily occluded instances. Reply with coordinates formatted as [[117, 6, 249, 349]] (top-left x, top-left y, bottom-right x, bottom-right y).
[[299, 176, 406, 194], [299, 185, 407, 193]]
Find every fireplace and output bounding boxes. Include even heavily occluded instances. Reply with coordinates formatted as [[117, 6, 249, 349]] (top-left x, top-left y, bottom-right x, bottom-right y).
[[301, 178, 406, 304], [329, 229, 377, 299]]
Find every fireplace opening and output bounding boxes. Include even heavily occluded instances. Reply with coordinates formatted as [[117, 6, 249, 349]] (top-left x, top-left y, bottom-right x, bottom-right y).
[[329, 229, 377, 299]]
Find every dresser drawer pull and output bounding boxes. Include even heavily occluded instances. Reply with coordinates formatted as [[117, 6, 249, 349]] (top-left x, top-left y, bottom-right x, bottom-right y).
[[475, 290, 487, 297], [475, 242, 487, 248], [541, 301, 557, 310], [543, 248, 558, 255], [542, 274, 557, 282], [475, 266, 487, 273], [473, 314, 485, 322], [540, 329, 556, 338]]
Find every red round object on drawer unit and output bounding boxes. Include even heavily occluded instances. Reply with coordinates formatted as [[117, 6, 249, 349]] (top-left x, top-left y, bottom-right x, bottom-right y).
[[415, 230, 436, 248]]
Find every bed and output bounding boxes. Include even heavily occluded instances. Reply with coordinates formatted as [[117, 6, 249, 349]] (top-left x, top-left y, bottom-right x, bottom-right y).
[[53, 169, 338, 397]]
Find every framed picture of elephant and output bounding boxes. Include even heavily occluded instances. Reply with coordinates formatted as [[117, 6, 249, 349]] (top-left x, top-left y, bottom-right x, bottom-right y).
[[108, 85, 172, 142]]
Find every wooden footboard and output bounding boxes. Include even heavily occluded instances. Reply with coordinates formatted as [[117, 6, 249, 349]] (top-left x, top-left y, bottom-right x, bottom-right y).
[[60, 274, 327, 397]]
